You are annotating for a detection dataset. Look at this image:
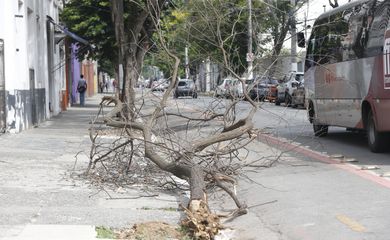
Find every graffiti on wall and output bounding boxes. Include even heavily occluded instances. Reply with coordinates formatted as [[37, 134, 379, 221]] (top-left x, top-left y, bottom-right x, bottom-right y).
[[6, 89, 46, 133]]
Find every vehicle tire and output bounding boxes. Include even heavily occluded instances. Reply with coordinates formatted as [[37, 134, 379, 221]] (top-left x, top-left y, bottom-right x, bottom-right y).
[[366, 110, 387, 153], [313, 123, 328, 137], [173, 92, 178, 99], [275, 97, 281, 106], [193, 92, 198, 99], [285, 93, 292, 107]]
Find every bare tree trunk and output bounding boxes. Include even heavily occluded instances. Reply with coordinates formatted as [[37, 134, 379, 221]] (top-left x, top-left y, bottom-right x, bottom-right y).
[[93, 1, 255, 239]]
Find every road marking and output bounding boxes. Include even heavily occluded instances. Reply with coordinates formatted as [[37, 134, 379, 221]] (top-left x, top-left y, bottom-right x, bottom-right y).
[[336, 214, 366, 232], [258, 134, 390, 190]]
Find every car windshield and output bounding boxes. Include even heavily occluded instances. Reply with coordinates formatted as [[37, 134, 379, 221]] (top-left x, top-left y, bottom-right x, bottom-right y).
[[225, 79, 233, 85], [245, 79, 254, 85], [178, 81, 188, 86], [258, 78, 277, 85], [295, 74, 304, 82]]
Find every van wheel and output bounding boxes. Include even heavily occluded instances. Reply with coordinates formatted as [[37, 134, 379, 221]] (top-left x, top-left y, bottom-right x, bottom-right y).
[[313, 123, 328, 137], [367, 110, 387, 152], [193, 92, 198, 99], [173, 93, 178, 99]]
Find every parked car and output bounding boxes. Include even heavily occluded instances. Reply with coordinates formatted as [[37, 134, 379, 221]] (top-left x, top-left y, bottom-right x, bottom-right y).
[[275, 72, 304, 106], [267, 84, 278, 102], [240, 78, 254, 96], [265, 78, 278, 102], [151, 78, 170, 91], [249, 78, 278, 101], [144, 79, 151, 88], [174, 79, 197, 98], [215, 78, 241, 98], [249, 82, 267, 101], [291, 80, 305, 108]]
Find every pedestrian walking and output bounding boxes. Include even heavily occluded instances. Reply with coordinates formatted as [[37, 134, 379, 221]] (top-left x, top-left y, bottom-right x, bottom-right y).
[[77, 74, 87, 106], [99, 79, 104, 93]]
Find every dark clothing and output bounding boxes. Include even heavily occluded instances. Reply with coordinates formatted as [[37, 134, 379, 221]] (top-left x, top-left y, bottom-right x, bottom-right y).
[[77, 78, 87, 106]]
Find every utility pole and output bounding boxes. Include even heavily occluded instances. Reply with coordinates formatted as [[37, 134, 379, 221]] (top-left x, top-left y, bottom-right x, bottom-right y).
[[247, 0, 254, 79], [290, 0, 297, 72], [185, 46, 190, 79], [205, 57, 211, 92]]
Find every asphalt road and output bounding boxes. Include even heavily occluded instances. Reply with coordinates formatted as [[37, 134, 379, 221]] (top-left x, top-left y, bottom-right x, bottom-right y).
[[175, 95, 390, 175], [249, 101, 390, 176], [172, 95, 390, 240]]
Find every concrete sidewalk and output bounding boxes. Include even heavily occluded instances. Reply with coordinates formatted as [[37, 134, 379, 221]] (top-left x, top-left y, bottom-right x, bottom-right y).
[[0, 94, 182, 240], [0, 93, 305, 240]]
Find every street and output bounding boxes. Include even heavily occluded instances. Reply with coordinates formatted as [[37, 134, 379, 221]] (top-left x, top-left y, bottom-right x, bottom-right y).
[[172, 95, 390, 240], [1, 93, 390, 240], [180, 96, 390, 175], [3, 0, 390, 239]]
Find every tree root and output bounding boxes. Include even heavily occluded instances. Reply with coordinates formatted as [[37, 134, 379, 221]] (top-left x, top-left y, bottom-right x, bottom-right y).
[[181, 200, 221, 240]]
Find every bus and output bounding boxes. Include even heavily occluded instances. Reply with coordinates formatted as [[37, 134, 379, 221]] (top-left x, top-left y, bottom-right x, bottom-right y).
[[304, 0, 390, 152]]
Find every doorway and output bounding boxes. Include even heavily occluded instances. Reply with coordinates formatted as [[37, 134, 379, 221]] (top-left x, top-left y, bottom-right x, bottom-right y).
[[29, 68, 37, 126]]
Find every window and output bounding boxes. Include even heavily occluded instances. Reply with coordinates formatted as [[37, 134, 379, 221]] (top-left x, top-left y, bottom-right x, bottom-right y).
[[366, 1, 390, 57], [305, 1, 386, 69]]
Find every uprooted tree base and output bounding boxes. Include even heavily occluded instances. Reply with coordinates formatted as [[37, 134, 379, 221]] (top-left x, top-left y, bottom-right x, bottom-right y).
[[82, 94, 256, 239]]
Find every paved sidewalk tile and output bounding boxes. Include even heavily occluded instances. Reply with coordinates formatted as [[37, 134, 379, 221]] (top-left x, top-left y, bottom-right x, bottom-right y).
[[4, 225, 99, 240]]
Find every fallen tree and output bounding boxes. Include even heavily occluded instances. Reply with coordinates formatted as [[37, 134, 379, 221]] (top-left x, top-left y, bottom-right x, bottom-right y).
[[84, 1, 267, 239]]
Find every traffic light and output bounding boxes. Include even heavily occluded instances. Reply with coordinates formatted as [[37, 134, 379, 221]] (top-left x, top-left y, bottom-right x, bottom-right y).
[[297, 32, 305, 48]]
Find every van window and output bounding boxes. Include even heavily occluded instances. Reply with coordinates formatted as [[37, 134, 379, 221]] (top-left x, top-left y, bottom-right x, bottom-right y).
[[305, 1, 390, 69], [366, 1, 390, 57]]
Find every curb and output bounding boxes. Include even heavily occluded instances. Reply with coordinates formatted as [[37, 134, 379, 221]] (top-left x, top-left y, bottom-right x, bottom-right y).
[[257, 133, 390, 190]]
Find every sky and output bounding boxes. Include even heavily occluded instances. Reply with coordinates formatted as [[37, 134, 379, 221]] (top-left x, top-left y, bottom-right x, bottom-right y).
[[290, 0, 350, 52], [296, 0, 350, 30]]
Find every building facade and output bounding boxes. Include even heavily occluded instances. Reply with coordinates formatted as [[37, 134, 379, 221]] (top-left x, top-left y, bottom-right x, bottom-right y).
[[0, 0, 65, 133]]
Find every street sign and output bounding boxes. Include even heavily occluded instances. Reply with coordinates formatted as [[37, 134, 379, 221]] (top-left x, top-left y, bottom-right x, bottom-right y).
[[246, 52, 254, 62]]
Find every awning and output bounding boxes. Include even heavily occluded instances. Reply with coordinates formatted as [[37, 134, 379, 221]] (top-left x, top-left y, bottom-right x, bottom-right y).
[[47, 16, 90, 46]]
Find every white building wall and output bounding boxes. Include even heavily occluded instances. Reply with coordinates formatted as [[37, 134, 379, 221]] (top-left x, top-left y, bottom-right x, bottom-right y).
[[0, 0, 64, 133]]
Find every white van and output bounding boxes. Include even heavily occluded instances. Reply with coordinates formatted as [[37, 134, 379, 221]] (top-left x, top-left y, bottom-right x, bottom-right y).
[[304, 0, 390, 152]]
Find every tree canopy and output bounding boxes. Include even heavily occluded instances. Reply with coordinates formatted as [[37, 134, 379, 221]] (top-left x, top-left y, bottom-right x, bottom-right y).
[[61, 0, 116, 65], [61, 0, 307, 81]]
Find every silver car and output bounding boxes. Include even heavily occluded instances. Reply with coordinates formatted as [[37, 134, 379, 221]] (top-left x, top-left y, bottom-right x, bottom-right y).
[[174, 79, 197, 98], [215, 78, 243, 98]]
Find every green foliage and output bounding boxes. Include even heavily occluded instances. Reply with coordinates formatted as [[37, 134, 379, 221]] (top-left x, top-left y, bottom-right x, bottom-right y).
[[61, 0, 116, 67], [177, 225, 194, 240], [62, 0, 303, 79], [95, 226, 115, 239], [148, 0, 272, 76]]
